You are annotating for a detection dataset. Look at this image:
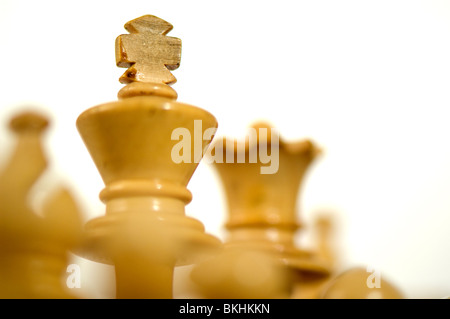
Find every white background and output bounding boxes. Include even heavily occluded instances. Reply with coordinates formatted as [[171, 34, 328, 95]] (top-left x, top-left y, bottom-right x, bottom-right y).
[[0, 0, 449, 298]]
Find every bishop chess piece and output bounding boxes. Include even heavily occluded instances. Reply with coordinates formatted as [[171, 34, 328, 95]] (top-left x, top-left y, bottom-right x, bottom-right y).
[[0, 112, 83, 298], [75, 15, 221, 299]]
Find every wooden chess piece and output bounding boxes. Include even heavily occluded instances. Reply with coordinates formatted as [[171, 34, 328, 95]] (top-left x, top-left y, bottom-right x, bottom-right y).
[[75, 15, 221, 298], [190, 247, 292, 299], [314, 215, 335, 269], [0, 112, 83, 298], [290, 214, 337, 299], [321, 267, 404, 299], [191, 122, 331, 298]]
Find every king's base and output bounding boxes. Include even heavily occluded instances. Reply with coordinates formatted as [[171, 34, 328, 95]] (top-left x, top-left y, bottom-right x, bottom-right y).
[[75, 197, 221, 298]]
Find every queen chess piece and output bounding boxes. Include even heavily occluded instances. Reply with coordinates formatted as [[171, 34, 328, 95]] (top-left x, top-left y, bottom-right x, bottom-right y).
[[191, 122, 331, 298]]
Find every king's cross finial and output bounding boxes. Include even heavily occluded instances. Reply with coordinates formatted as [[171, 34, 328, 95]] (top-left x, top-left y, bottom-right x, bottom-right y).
[[115, 15, 182, 85]]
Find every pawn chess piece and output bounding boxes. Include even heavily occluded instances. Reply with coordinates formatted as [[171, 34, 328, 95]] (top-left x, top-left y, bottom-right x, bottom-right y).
[[192, 122, 331, 298], [0, 112, 83, 298], [76, 15, 221, 298]]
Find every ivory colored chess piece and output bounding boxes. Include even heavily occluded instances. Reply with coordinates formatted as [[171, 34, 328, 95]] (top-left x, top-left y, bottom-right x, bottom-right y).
[[191, 247, 291, 299], [0, 112, 83, 298], [290, 214, 337, 299], [191, 123, 331, 298], [314, 215, 335, 269], [321, 267, 403, 299], [76, 15, 221, 298]]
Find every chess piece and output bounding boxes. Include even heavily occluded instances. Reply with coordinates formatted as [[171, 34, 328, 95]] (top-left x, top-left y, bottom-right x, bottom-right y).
[[0, 112, 83, 298], [192, 122, 331, 298], [314, 215, 335, 269], [76, 15, 221, 298], [321, 267, 403, 299], [191, 248, 292, 299], [290, 214, 337, 299]]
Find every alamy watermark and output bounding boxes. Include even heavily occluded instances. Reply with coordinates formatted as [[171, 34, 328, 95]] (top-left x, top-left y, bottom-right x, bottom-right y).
[[171, 120, 279, 174], [66, 264, 81, 289], [366, 266, 381, 289]]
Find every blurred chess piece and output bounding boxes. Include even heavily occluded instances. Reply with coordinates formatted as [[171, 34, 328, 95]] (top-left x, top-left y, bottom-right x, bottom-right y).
[[289, 213, 338, 299], [76, 15, 221, 298], [321, 267, 403, 299], [0, 112, 83, 298], [191, 122, 331, 298], [191, 248, 291, 299], [315, 215, 335, 269]]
